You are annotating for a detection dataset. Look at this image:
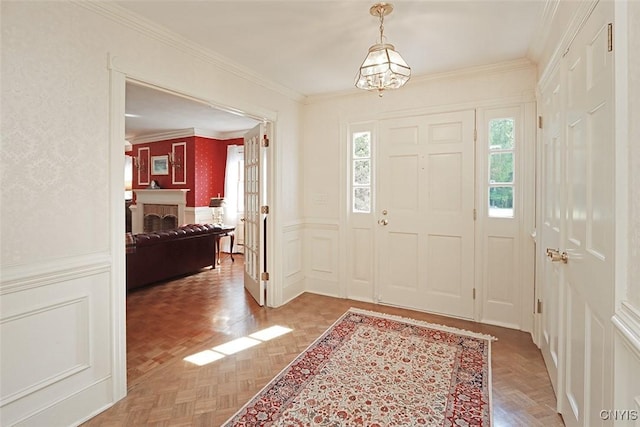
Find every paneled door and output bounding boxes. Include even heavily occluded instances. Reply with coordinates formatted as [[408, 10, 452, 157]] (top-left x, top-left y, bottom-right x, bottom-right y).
[[243, 123, 267, 306], [539, 65, 565, 396], [560, 2, 614, 425], [377, 111, 476, 319]]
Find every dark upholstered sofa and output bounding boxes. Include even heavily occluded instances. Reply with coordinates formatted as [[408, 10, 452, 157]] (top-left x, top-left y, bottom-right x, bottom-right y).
[[126, 224, 223, 291]]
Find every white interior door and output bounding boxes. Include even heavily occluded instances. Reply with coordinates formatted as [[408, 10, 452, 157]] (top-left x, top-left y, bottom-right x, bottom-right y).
[[560, 3, 614, 426], [539, 66, 565, 396], [243, 123, 266, 306], [377, 111, 476, 319]]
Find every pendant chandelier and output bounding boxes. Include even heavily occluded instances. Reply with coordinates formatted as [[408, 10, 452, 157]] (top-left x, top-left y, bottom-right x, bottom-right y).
[[355, 2, 411, 97]]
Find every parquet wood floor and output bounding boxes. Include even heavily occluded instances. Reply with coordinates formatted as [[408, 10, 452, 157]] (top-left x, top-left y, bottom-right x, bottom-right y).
[[84, 255, 564, 426]]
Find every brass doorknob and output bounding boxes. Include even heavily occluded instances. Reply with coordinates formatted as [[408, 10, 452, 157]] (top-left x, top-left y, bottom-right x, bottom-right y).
[[546, 248, 568, 263], [378, 219, 389, 226]]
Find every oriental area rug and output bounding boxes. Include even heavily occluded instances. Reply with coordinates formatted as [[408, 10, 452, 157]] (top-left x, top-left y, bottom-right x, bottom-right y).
[[222, 308, 495, 426]]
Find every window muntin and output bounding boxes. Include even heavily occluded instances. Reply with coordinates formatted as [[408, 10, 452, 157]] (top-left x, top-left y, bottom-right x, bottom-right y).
[[352, 131, 372, 213], [488, 118, 515, 218]]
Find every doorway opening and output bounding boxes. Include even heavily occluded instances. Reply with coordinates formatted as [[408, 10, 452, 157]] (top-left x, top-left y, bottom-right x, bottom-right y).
[[122, 79, 267, 387]]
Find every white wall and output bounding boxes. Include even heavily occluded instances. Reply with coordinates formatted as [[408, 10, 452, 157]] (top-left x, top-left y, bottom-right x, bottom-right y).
[[301, 61, 537, 304], [0, 2, 302, 425], [626, 0, 640, 310]]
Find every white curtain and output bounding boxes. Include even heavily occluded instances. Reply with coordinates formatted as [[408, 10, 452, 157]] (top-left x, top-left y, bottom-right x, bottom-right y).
[[222, 145, 244, 253]]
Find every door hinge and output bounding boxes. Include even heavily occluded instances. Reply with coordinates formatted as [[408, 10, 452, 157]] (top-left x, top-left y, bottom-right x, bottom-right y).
[[608, 23, 613, 52], [538, 116, 543, 129], [261, 271, 270, 281], [537, 299, 543, 314], [473, 209, 477, 221], [261, 205, 269, 214], [473, 129, 477, 142], [473, 288, 476, 300], [262, 135, 270, 147]]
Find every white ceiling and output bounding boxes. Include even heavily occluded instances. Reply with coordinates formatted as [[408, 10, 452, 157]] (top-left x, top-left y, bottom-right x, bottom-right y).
[[120, 0, 546, 139], [125, 82, 260, 140]]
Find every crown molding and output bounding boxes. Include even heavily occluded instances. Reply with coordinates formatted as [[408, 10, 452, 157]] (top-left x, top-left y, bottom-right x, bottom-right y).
[[130, 128, 243, 144], [73, 1, 305, 103], [304, 58, 536, 104], [537, 0, 598, 90], [411, 57, 535, 85], [527, 0, 560, 64]]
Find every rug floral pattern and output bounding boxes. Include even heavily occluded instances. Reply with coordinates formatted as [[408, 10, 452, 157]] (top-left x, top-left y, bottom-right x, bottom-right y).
[[223, 310, 492, 426]]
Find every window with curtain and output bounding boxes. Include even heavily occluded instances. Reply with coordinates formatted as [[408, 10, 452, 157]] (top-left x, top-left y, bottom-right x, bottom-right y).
[[222, 145, 244, 253]]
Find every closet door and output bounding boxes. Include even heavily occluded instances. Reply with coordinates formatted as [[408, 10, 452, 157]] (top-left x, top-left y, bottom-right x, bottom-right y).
[[559, 2, 615, 425], [539, 65, 565, 396]]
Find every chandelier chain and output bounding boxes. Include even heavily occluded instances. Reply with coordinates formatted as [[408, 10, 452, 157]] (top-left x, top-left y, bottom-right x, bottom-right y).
[[378, 9, 385, 44]]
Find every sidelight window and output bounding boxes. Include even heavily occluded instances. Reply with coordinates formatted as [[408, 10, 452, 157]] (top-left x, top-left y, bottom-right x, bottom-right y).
[[352, 131, 372, 213], [488, 118, 515, 218]]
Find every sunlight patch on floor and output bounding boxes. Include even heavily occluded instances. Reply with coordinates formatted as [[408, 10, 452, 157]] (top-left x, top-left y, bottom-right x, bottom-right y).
[[183, 325, 293, 366], [213, 337, 261, 355], [184, 350, 225, 366], [249, 325, 293, 341]]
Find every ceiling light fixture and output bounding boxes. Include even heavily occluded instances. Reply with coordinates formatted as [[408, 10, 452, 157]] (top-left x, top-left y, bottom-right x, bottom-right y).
[[355, 2, 411, 97]]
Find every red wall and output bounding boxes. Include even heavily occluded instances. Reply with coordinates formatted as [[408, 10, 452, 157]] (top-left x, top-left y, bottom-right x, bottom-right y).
[[132, 136, 243, 207]]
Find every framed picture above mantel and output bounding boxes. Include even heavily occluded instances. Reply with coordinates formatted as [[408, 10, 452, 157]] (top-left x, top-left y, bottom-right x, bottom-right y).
[[151, 155, 169, 175]]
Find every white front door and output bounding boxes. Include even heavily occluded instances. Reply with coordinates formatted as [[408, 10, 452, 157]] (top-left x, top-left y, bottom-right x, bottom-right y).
[[377, 111, 476, 319], [560, 2, 615, 425], [243, 124, 267, 306]]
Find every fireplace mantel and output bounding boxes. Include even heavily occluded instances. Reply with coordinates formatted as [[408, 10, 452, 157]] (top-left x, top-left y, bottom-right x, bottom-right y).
[[130, 189, 190, 233]]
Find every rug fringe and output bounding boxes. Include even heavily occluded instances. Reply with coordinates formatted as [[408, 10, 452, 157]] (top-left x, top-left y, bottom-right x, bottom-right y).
[[347, 307, 498, 342]]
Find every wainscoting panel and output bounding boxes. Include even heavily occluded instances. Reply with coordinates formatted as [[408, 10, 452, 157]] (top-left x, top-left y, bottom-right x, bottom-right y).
[[0, 255, 113, 427], [613, 302, 640, 422], [483, 235, 518, 327], [282, 224, 304, 303], [304, 224, 340, 297], [285, 235, 302, 278], [189, 207, 213, 225], [1, 296, 91, 404], [347, 227, 374, 302]]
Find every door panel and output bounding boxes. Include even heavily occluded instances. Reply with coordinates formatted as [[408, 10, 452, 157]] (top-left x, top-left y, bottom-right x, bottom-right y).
[[243, 123, 265, 306], [538, 2, 614, 425], [539, 65, 564, 396], [560, 2, 614, 426], [378, 111, 475, 319]]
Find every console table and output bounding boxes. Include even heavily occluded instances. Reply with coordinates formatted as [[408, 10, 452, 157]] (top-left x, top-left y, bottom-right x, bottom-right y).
[[215, 225, 236, 264]]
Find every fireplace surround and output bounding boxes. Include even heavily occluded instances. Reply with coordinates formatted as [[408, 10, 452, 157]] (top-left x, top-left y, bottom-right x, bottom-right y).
[[130, 189, 189, 234]]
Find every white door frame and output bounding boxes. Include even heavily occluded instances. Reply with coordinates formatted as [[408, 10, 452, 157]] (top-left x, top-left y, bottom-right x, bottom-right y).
[[343, 99, 536, 327], [107, 63, 278, 402]]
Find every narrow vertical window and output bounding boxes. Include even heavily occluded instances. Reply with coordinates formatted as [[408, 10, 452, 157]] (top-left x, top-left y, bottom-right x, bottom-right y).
[[352, 131, 372, 213], [488, 118, 515, 218]]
